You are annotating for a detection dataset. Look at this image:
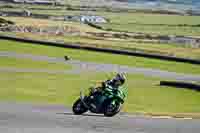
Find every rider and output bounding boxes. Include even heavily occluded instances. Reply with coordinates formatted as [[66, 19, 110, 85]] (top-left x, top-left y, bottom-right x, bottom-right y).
[[89, 73, 127, 97], [102, 73, 126, 90]]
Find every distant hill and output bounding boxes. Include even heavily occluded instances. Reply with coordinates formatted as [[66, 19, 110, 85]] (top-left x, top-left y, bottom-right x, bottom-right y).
[[1, 0, 199, 12], [119, 0, 199, 5], [115, 0, 200, 12]]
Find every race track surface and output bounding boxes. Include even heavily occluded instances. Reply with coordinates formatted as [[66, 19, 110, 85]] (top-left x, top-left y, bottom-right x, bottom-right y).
[[0, 51, 200, 81], [0, 102, 200, 133]]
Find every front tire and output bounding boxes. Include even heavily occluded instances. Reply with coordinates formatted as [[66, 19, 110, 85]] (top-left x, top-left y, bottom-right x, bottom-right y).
[[72, 98, 88, 115], [104, 100, 121, 117]]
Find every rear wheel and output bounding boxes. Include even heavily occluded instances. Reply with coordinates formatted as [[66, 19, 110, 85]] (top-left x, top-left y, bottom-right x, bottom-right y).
[[72, 98, 88, 115], [104, 100, 121, 117]]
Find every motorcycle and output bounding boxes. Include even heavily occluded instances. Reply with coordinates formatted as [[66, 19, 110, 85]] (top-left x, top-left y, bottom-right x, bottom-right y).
[[72, 85, 127, 117]]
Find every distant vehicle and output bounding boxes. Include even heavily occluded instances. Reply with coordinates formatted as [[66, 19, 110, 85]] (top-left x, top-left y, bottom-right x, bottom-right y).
[[64, 15, 108, 24]]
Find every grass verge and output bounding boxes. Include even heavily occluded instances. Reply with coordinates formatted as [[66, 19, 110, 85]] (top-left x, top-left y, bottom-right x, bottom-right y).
[[0, 39, 200, 75], [0, 56, 71, 70], [0, 71, 200, 114]]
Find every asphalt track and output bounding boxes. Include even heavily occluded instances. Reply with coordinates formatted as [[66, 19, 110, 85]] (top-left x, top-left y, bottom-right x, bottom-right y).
[[0, 51, 200, 81], [0, 102, 200, 133]]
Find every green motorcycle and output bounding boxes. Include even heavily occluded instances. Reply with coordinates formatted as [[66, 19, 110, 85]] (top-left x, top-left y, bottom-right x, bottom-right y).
[[72, 85, 127, 117]]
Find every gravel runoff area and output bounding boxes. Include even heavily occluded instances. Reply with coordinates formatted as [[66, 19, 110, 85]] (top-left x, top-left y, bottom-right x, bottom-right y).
[[0, 102, 200, 133], [0, 51, 200, 82]]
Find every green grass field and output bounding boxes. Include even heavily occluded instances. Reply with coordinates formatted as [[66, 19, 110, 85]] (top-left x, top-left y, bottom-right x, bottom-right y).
[[0, 39, 200, 115], [98, 12, 200, 36], [1, 71, 200, 114], [0, 56, 71, 70], [102, 23, 200, 37], [0, 39, 200, 75]]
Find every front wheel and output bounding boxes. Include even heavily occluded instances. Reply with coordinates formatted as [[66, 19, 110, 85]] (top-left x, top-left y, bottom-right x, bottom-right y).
[[104, 100, 121, 117], [72, 98, 88, 115]]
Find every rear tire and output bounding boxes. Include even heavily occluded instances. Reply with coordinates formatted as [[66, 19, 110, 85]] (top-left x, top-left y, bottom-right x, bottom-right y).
[[103, 100, 121, 117], [72, 98, 88, 115]]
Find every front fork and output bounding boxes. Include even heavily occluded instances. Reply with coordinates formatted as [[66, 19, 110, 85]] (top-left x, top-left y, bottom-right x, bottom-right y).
[[80, 89, 90, 109]]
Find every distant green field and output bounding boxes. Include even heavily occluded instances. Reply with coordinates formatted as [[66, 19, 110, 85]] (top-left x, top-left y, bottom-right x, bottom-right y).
[[102, 23, 200, 37], [99, 12, 200, 36], [5, 8, 200, 25], [2, 5, 200, 36], [0, 39, 200, 75], [102, 12, 200, 25], [1, 16, 103, 33]]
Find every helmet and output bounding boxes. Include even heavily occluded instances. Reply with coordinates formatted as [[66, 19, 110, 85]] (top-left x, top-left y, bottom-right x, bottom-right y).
[[113, 73, 126, 86]]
